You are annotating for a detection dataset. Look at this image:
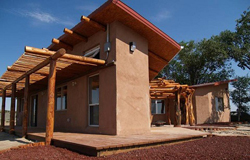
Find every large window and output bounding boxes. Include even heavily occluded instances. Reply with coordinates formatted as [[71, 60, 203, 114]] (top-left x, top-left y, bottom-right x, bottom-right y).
[[89, 74, 99, 126], [215, 97, 224, 112], [56, 86, 67, 110], [84, 45, 100, 59], [151, 100, 165, 114]]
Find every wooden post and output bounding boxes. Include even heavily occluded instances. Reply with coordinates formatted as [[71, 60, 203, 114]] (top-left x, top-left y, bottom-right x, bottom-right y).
[[9, 83, 16, 134], [188, 90, 195, 126], [185, 94, 189, 125], [174, 88, 182, 127], [22, 75, 29, 137], [1, 90, 6, 132], [165, 98, 171, 125], [45, 59, 57, 145]]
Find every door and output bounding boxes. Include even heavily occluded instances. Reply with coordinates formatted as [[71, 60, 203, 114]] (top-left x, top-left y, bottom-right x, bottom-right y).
[[30, 95, 38, 127]]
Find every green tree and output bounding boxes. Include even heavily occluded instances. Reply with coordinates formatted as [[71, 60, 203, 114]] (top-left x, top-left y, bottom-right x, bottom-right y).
[[213, 8, 250, 70], [158, 40, 233, 85], [230, 76, 250, 121]]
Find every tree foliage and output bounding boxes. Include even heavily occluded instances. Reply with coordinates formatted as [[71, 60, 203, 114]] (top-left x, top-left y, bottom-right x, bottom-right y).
[[231, 76, 250, 113], [158, 40, 233, 85]]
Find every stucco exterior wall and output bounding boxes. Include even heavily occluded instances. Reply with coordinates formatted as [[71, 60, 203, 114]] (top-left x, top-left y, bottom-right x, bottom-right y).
[[16, 21, 151, 135], [115, 21, 150, 135], [193, 83, 230, 124]]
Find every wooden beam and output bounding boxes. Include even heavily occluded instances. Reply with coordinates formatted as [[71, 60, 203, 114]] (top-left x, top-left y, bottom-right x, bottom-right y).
[[81, 16, 106, 31], [52, 38, 73, 50], [45, 59, 57, 145], [25, 46, 105, 65], [4, 48, 66, 90], [149, 51, 169, 64], [7, 66, 49, 76], [1, 90, 6, 131], [22, 75, 29, 137], [9, 83, 16, 134], [174, 87, 182, 127], [64, 28, 87, 42], [149, 68, 158, 75], [185, 94, 189, 125]]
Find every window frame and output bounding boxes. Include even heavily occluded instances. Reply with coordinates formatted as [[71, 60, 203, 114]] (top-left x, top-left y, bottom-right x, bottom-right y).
[[55, 85, 68, 111], [151, 99, 165, 115], [88, 73, 100, 127], [84, 45, 100, 59]]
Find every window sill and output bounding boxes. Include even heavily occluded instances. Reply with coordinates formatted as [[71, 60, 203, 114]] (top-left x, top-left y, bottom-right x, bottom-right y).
[[89, 125, 99, 127], [55, 109, 67, 112]]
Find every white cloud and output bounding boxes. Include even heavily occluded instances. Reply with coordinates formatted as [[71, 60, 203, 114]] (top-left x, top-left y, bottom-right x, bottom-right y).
[[153, 10, 171, 22], [20, 10, 57, 23], [7, 9, 74, 27]]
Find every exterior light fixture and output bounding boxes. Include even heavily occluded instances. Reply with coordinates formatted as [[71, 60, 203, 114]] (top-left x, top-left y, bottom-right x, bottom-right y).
[[129, 42, 136, 53]]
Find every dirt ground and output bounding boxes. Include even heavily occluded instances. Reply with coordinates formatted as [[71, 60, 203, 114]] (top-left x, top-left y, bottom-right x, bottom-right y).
[[0, 136, 249, 160]]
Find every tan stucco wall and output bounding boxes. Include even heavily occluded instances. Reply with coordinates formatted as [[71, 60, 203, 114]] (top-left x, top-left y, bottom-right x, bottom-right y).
[[115, 21, 150, 135], [193, 83, 230, 124]]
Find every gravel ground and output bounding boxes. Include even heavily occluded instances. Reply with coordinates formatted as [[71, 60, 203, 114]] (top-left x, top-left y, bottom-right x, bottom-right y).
[[0, 136, 249, 160]]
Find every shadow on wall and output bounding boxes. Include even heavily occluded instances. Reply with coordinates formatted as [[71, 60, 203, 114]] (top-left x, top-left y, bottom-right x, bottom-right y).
[[204, 88, 229, 123]]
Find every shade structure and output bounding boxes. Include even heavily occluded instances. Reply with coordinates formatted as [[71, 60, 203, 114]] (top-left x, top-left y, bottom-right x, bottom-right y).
[[0, 47, 105, 97]]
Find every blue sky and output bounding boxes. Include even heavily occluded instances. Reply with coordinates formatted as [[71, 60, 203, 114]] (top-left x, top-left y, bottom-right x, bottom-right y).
[[0, 0, 249, 111]]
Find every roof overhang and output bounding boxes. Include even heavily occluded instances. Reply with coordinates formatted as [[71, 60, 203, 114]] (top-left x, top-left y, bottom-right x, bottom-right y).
[[47, 0, 181, 80]]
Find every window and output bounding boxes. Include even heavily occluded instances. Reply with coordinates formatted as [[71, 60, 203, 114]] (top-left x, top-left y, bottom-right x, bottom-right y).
[[84, 45, 100, 59], [215, 97, 224, 112], [151, 100, 165, 114], [89, 74, 99, 126], [56, 86, 67, 110]]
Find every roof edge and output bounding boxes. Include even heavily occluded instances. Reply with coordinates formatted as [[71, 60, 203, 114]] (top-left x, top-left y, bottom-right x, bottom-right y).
[[190, 79, 237, 88]]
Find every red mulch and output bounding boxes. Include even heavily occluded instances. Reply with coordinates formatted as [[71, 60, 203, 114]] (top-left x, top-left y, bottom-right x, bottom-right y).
[[0, 136, 249, 160]]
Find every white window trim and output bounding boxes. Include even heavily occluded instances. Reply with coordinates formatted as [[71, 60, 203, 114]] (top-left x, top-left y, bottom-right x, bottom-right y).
[[84, 45, 100, 58], [55, 85, 67, 111], [88, 74, 99, 127]]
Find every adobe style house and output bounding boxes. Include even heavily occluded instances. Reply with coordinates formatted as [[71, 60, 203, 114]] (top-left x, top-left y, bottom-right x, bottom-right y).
[[0, 0, 185, 144], [150, 79, 235, 126], [190, 79, 236, 124]]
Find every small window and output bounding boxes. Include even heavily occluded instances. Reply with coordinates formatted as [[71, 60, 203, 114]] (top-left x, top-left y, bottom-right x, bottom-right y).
[[151, 100, 165, 114], [84, 46, 100, 59], [56, 86, 67, 110], [215, 97, 224, 112], [89, 74, 99, 126]]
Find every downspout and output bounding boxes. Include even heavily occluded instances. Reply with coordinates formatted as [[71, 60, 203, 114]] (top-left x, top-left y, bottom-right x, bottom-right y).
[[104, 24, 111, 63]]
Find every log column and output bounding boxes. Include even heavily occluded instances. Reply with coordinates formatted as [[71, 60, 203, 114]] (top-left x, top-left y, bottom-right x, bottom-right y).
[[165, 98, 171, 125], [174, 88, 182, 127], [188, 90, 195, 126], [45, 59, 57, 145], [22, 75, 29, 137], [1, 90, 6, 132], [9, 83, 16, 134], [185, 94, 189, 125]]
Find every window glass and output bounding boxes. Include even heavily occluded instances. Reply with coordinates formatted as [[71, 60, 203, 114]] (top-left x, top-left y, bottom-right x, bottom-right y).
[[151, 100, 156, 114], [90, 105, 99, 125], [89, 75, 99, 126], [215, 97, 224, 112], [56, 88, 62, 110], [89, 75, 99, 104], [151, 100, 165, 114], [62, 86, 67, 110]]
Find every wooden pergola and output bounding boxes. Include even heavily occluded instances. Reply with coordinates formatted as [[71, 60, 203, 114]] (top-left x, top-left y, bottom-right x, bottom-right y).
[[150, 78, 195, 126], [0, 16, 108, 145]]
